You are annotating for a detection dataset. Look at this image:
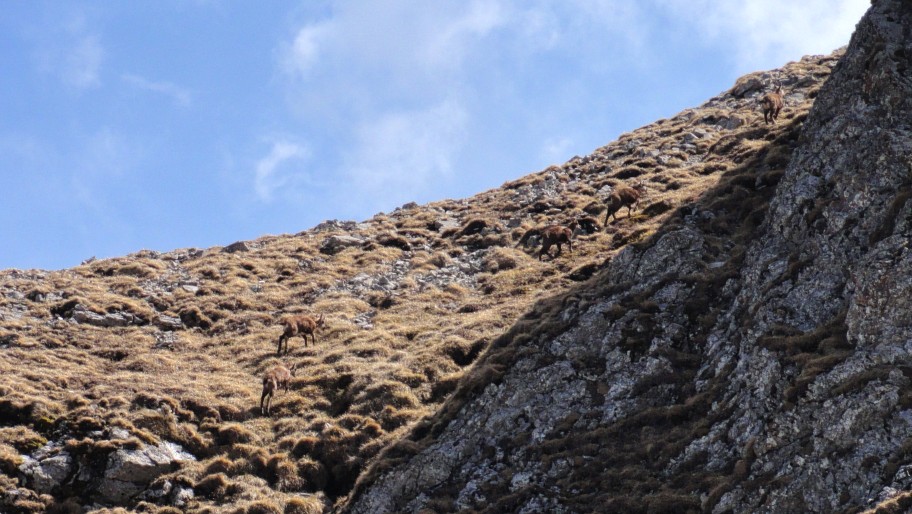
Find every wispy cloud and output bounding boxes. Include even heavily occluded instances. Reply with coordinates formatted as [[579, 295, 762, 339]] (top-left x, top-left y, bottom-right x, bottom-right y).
[[122, 74, 192, 106], [280, 1, 510, 98], [64, 33, 103, 88], [274, 2, 503, 209], [268, 0, 865, 220], [282, 24, 329, 77], [254, 140, 309, 202], [417, 1, 506, 69], [35, 14, 105, 89], [541, 136, 574, 164], [341, 99, 467, 206], [654, 0, 869, 70]]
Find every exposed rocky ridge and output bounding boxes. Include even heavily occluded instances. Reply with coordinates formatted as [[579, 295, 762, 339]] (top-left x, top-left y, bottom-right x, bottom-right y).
[[0, 10, 867, 514], [345, 1, 912, 513]]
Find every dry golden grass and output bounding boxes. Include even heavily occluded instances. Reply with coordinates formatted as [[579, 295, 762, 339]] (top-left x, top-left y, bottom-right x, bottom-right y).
[[0, 53, 838, 512]]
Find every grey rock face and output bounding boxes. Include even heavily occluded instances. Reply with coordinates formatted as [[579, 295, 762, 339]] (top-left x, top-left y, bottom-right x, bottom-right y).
[[347, 2, 912, 512], [16, 436, 193, 506], [18, 448, 72, 494], [140, 478, 196, 507], [97, 441, 195, 504], [71, 304, 144, 327], [155, 314, 184, 331]]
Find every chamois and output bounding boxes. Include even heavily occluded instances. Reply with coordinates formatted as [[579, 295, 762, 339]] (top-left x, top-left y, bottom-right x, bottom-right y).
[[538, 221, 576, 260], [603, 184, 643, 224], [515, 221, 576, 260], [260, 363, 296, 416], [277, 313, 325, 355], [761, 83, 784, 124]]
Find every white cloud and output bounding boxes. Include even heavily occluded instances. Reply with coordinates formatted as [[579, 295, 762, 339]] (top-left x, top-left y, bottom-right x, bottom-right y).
[[418, 1, 506, 69], [282, 23, 329, 77], [122, 74, 192, 106], [541, 136, 574, 164], [269, 0, 867, 218], [342, 99, 467, 204], [274, 2, 504, 208], [655, 0, 869, 70], [280, 1, 510, 91], [34, 14, 105, 89], [64, 34, 103, 88], [254, 140, 309, 202]]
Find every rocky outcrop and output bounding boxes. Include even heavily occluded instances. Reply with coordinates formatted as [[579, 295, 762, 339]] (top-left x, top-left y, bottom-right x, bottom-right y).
[[97, 441, 195, 504], [320, 235, 366, 255], [707, 0, 912, 510], [18, 446, 72, 494], [16, 435, 195, 507], [70, 304, 145, 327], [346, 1, 912, 512], [222, 241, 250, 253]]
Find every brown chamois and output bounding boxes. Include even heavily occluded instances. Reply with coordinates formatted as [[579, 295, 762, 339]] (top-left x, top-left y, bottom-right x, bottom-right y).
[[603, 183, 644, 224], [538, 220, 576, 260], [277, 313, 325, 354], [260, 363, 297, 416], [761, 83, 784, 124]]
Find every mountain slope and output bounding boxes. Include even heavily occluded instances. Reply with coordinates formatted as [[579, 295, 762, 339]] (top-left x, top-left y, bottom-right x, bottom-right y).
[[345, 1, 912, 513], [0, 15, 857, 514]]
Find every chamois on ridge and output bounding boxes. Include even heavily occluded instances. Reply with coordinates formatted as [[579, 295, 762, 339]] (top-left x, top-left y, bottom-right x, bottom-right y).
[[260, 363, 296, 416], [603, 183, 644, 225], [277, 313, 325, 355], [761, 82, 784, 124]]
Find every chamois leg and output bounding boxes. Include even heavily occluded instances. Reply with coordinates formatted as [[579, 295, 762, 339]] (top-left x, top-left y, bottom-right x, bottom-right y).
[[538, 243, 550, 261], [260, 389, 271, 416]]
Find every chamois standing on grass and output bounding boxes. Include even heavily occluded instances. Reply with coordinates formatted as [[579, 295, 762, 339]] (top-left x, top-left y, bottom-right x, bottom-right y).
[[260, 363, 296, 416], [761, 83, 784, 124], [538, 223, 575, 260], [603, 183, 644, 225], [516, 221, 575, 260], [277, 313, 325, 355]]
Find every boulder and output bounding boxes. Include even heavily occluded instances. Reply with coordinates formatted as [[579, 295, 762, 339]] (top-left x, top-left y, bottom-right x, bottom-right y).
[[19, 451, 72, 494], [428, 218, 461, 232], [730, 76, 764, 98], [222, 241, 250, 253], [97, 441, 195, 504], [320, 235, 365, 255], [71, 304, 142, 328], [155, 314, 183, 331]]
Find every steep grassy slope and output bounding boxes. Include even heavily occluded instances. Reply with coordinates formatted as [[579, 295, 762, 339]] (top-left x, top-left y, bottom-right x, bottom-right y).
[[0, 51, 838, 513]]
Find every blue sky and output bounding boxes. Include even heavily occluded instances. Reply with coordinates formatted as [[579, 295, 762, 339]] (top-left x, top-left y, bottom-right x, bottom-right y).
[[1, 1, 869, 270]]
